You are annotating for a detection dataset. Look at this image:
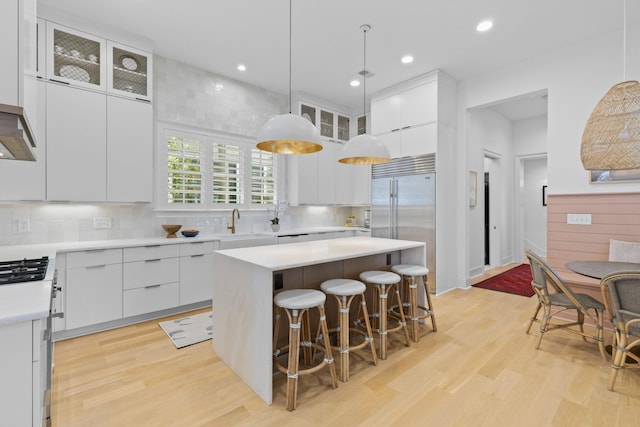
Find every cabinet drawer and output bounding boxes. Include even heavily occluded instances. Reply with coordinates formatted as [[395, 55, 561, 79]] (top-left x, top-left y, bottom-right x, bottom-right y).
[[123, 257, 179, 290], [179, 241, 215, 257], [123, 282, 179, 317], [67, 248, 122, 268], [124, 244, 179, 262]]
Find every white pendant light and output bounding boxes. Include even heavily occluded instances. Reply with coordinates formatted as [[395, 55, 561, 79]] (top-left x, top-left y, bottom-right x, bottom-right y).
[[339, 24, 390, 165], [581, 0, 640, 170], [256, 0, 321, 155]]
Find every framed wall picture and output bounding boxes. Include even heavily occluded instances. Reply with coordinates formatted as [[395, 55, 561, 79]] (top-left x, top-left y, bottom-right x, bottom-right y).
[[590, 169, 640, 183], [542, 185, 548, 206], [469, 171, 477, 207]]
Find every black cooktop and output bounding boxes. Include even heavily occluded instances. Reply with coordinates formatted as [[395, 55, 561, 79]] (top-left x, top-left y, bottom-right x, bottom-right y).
[[0, 256, 49, 285]]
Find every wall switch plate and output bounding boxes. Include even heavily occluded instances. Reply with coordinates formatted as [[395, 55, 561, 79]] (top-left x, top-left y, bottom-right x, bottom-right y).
[[567, 213, 592, 225], [93, 217, 112, 229], [17, 218, 30, 232]]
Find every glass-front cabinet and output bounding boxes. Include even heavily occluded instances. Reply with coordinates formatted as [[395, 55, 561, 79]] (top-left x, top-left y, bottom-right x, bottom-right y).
[[46, 22, 106, 91], [107, 42, 153, 101], [300, 102, 351, 142]]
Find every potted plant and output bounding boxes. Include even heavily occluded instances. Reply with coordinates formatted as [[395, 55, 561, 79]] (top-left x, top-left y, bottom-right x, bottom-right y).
[[269, 202, 285, 232]]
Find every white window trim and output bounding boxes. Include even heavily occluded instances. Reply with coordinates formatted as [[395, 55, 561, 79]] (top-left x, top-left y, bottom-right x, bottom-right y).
[[155, 122, 283, 212]]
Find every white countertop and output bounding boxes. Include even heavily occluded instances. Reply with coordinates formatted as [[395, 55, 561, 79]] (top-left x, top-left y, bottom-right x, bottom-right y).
[[0, 281, 52, 325], [215, 236, 424, 270]]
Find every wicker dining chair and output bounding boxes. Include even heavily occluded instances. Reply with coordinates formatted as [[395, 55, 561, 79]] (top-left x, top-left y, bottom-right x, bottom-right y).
[[600, 272, 640, 391], [524, 250, 606, 360]]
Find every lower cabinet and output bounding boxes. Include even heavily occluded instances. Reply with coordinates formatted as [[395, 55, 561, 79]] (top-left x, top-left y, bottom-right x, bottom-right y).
[[65, 249, 123, 329], [179, 242, 215, 305], [122, 245, 180, 317]]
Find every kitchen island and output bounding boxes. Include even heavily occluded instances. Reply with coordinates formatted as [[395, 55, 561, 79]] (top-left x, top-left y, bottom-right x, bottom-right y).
[[212, 236, 426, 404]]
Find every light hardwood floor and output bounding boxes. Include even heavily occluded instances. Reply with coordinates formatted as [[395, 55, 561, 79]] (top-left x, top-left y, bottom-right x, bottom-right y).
[[52, 264, 640, 426]]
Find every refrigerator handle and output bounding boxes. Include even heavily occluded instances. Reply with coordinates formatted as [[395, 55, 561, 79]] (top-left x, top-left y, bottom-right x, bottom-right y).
[[391, 178, 398, 239]]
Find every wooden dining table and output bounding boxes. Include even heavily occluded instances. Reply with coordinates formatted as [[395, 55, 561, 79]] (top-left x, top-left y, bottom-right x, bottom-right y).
[[565, 260, 640, 280]]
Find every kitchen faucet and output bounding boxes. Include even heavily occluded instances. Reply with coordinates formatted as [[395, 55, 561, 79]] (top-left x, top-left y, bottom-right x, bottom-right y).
[[228, 208, 240, 234]]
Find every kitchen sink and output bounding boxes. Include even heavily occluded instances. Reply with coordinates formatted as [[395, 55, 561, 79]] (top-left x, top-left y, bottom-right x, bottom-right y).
[[215, 233, 276, 249]]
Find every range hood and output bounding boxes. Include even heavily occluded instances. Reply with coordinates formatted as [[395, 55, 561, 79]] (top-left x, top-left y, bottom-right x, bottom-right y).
[[0, 103, 37, 161]]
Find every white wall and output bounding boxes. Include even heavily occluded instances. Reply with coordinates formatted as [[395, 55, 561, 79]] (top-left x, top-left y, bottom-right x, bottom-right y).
[[522, 158, 547, 255], [452, 21, 640, 289]]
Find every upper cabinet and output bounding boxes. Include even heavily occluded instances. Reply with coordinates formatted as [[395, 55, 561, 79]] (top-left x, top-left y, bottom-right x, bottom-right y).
[[300, 102, 351, 142], [44, 21, 152, 101], [107, 42, 153, 102], [371, 70, 456, 159], [46, 22, 107, 91]]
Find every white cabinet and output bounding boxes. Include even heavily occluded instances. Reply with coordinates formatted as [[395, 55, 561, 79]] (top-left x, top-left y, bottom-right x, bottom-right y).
[[179, 241, 215, 305], [287, 141, 370, 206], [107, 41, 152, 102], [300, 102, 351, 142], [0, 321, 33, 427], [66, 249, 123, 330], [46, 22, 107, 91], [46, 83, 107, 201], [375, 123, 438, 159], [107, 96, 153, 202], [371, 81, 437, 134], [122, 245, 180, 317]]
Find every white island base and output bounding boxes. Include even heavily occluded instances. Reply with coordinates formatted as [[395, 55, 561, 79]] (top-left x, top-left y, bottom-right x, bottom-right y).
[[212, 236, 426, 404]]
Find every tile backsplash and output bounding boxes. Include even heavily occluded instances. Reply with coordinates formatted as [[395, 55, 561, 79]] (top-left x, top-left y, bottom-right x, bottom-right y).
[[0, 204, 366, 246]]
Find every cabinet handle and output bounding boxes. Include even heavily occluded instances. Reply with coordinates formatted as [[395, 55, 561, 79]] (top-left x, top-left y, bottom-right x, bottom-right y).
[[401, 125, 412, 130], [391, 128, 401, 132], [135, 98, 151, 103], [144, 245, 161, 248], [190, 254, 205, 258], [86, 265, 106, 269], [145, 258, 162, 263], [86, 249, 106, 253], [49, 79, 70, 85], [144, 284, 161, 289]]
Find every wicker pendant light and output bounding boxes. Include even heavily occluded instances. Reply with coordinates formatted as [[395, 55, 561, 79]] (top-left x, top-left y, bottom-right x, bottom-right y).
[[339, 24, 390, 165], [581, 80, 640, 170], [256, 0, 321, 155], [581, 0, 640, 170]]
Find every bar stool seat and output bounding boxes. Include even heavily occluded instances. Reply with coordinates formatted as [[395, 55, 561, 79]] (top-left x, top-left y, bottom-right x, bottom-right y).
[[359, 271, 411, 359], [273, 289, 338, 411], [321, 279, 378, 382], [391, 264, 437, 342]]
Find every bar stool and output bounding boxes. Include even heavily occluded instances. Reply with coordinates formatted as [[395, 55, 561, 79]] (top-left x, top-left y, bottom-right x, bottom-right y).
[[272, 289, 338, 411], [320, 279, 378, 382], [359, 271, 411, 359], [391, 264, 437, 342]]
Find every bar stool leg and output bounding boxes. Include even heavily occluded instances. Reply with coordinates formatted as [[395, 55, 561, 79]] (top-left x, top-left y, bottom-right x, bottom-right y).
[[378, 284, 388, 360], [318, 305, 339, 389], [338, 295, 350, 382], [408, 277, 420, 342], [392, 283, 411, 346], [422, 274, 437, 332], [359, 294, 379, 367], [285, 308, 303, 411]]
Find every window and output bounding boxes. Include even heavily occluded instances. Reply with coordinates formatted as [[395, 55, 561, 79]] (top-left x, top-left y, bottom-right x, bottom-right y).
[[160, 128, 277, 210]]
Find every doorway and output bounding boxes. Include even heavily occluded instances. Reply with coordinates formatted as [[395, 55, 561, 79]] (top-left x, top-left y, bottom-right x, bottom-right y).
[[484, 172, 490, 265]]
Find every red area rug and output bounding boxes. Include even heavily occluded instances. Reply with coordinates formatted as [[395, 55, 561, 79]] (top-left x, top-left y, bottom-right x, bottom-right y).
[[472, 264, 534, 297]]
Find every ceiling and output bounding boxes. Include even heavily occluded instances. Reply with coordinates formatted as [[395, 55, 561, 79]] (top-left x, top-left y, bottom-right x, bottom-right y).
[[38, 0, 636, 116]]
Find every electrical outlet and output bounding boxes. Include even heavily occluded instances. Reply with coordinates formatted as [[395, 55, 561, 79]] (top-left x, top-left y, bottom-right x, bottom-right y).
[[93, 217, 112, 229], [17, 218, 30, 232], [567, 214, 592, 225]]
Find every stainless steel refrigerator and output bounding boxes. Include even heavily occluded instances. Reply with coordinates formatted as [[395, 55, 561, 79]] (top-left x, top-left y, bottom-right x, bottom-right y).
[[371, 155, 436, 292]]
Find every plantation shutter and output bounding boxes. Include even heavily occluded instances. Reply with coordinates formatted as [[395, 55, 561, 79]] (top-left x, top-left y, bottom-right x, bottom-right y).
[[167, 134, 203, 205], [211, 142, 244, 205], [250, 148, 277, 205]]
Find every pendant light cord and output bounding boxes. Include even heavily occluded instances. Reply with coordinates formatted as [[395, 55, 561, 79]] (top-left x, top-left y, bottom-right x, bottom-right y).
[[288, 0, 292, 114], [623, 0, 627, 81], [363, 26, 367, 116]]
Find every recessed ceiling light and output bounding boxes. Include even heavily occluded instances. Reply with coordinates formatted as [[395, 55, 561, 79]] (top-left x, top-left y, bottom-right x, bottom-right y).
[[476, 20, 493, 32], [237, 64, 246, 71], [401, 55, 414, 64], [350, 80, 361, 87]]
